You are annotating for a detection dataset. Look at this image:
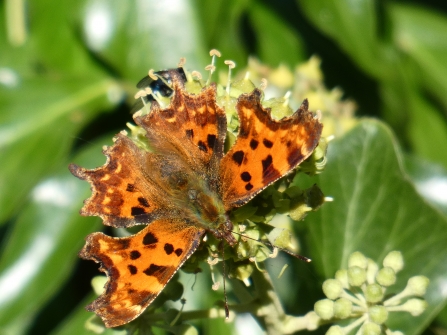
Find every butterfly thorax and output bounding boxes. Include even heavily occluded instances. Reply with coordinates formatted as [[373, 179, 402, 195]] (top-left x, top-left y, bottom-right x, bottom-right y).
[[167, 169, 236, 246]]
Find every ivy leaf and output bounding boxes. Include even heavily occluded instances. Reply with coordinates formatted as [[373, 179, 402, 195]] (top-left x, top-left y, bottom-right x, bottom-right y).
[[0, 136, 111, 335], [306, 120, 447, 334]]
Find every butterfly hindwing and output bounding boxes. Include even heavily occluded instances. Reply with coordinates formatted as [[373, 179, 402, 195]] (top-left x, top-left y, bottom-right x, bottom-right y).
[[220, 90, 322, 209], [79, 218, 205, 327]]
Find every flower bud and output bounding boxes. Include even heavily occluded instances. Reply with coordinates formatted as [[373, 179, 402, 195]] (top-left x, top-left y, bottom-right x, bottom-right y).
[[368, 305, 388, 324], [407, 276, 429, 296], [364, 283, 384, 303], [366, 259, 379, 284], [362, 322, 381, 335], [326, 325, 344, 335], [383, 251, 404, 272], [348, 251, 368, 269], [314, 299, 334, 320], [323, 279, 343, 300], [333, 298, 352, 319], [335, 269, 349, 288], [401, 298, 428, 316], [347, 266, 366, 287], [376, 267, 396, 287]]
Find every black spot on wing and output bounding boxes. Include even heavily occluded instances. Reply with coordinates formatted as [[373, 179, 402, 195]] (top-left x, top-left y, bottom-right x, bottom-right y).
[[262, 155, 273, 172], [143, 264, 167, 276], [263, 139, 273, 148], [186, 129, 194, 138], [143, 232, 158, 245], [128, 265, 137, 275], [164, 243, 174, 255], [245, 183, 253, 191], [138, 197, 150, 207], [126, 183, 135, 192], [240, 172, 252, 182], [130, 250, 141, 260], [232, 151, 244, 166], [250, 139, 259, 150], [131, 207, 146, 216], [175, 248, 183, 256]]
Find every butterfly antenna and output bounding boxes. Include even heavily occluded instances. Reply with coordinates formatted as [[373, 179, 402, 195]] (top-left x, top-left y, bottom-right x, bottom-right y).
[[231, 230, 311, 263], [220, 241, 230, 319]]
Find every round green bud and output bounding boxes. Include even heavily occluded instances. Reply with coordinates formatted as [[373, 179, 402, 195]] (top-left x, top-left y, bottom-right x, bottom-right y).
[[348, 266, 366, 287], [368, 305, 388, 324], [376, 267, 396, 287], [333, 298, 352, 319], [364, 284, 384, 303], [407, 276, 429, 296], [362, 322, 381, 335], [314, 299, 334, 320], [401, 298, 428, 316], [348, 251, 368, 269], [383, 251, 404, 272], [323, 279, 343, 300], [326, 325, 344, 335], [335, 269, 349, 288]]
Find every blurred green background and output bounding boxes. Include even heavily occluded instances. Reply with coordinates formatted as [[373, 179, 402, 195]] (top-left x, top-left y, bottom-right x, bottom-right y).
[[1, 0, 447, 334]]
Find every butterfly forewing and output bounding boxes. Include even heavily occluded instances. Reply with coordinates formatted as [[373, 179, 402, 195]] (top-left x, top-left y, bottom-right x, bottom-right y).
[[220, 90, 322, 209]]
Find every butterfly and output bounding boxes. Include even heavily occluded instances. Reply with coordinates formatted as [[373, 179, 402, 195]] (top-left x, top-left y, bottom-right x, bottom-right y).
[[69, 68, 322, 327]]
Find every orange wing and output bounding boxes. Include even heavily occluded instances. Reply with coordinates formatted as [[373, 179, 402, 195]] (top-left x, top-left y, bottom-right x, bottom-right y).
[[69, 134, 172, 228], [79, 218, 205, 327], [135, 72, 227, 181], [220, 90, 322, 209]]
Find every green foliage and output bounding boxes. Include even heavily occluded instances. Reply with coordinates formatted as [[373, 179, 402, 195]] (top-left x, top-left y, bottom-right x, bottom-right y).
[[1, 0, 447, 334]]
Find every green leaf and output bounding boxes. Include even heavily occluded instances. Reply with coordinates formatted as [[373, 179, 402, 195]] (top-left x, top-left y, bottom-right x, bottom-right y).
[[0, 136, 111, 335], [404, 154, 447, 217], [406, 92, 447, 170], [0, 77, 116, 222], [78, 0, 208, 82], [298, 0, 387, 77], [389, 3, 447, 108], [306, 120, 447, 334], [192, 0, 251, 67], [248, 2, 305, 66]]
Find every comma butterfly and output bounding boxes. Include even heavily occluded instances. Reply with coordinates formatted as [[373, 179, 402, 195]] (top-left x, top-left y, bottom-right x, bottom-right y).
[[69, 58, 323, 327]]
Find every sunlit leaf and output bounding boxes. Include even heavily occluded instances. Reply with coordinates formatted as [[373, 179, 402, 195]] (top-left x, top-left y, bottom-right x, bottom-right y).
[[306, 120, 447, 334]]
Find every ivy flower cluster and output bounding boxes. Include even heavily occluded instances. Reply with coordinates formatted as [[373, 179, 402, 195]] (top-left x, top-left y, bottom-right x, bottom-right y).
[[314, 251, 429, 335]]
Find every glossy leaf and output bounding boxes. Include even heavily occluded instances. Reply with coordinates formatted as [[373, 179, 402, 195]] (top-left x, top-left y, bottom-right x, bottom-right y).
[[306, 120, 447, 333], [0, 77, 117, 223], [192, 0, 252, 67], [248, 2, 305, 66], [78, 0, 208, 82], [389, 3, 447, 108], [298, 0, 387, 77], [0, 136, 112, 335], [404, 154, 447, 217]]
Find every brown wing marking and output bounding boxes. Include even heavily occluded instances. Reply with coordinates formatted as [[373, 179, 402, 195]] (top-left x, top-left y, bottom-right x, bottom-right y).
[[69, 134, 171, 228], [134, 72, 227, 178], [220, 89, 322, 209], [79, 218, 205, 327]]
